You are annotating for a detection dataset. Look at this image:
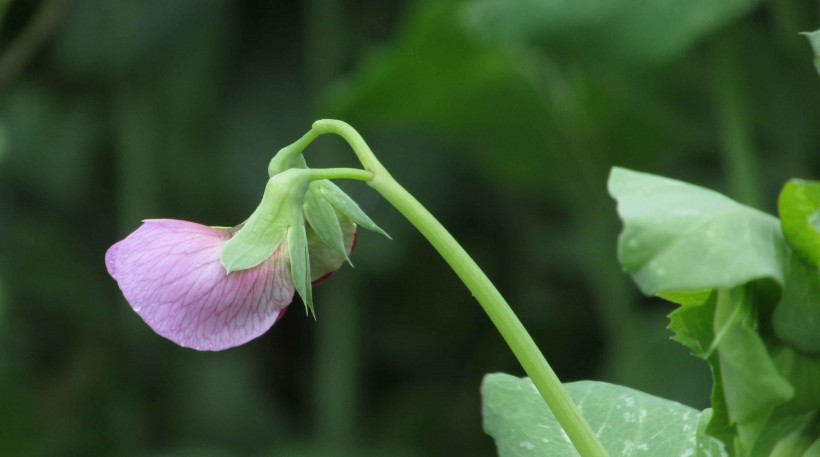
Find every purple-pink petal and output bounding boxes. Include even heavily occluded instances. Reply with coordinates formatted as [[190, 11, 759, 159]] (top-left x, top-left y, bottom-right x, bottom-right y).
[[106, 219, 294, 351]]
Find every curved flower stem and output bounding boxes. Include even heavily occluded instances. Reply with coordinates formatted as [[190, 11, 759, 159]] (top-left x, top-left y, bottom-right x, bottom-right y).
[[310, 119, 608, 457], [307, 167, 373, 182]]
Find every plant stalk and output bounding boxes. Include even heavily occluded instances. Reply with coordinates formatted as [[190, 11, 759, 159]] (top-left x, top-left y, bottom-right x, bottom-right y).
[[311, 119, 608, 457]]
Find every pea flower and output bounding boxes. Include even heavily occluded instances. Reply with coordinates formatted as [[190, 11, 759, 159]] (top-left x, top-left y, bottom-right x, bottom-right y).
[[106, 167, 384, 351]]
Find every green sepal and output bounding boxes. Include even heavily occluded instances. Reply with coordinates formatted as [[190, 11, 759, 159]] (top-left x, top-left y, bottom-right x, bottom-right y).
[[220, 169, 312, 273], [268, 141, 389, 240], [778, 179, 820, 268], [317, 181, 389, 238], [287, 223, 313, 317], [304, 182, 350, 263]]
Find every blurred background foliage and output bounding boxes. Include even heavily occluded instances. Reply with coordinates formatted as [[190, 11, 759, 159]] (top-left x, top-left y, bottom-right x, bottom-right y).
[[0, 0, 818, 456]]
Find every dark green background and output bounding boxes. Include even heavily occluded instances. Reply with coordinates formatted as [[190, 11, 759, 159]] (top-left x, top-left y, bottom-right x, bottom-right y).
[[0, 0, 818, 456]]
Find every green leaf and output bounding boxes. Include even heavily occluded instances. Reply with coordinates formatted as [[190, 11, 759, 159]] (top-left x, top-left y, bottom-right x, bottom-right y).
[[659, 290, 714, 307], [772, 252, 820, 354], [778, 179, 820, 268], [667, 291, 716, 358], [664, 292, 736, 450], [803, 30, 820, 77], [608, 167, 787, 295], [713, 288, 794, 454], [608, 168, 816, 454], [221, 169, 311, 273], [771, 346, 820, 415], [706, 362, 735, 454], [749, 413, 820, 457], [481, 373, 727, 457]]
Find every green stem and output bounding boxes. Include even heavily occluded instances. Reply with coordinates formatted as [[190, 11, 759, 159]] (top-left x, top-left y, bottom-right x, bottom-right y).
[[312, 121, 383, 175], [307, 167, 373, 182], [310, 119, 608, 457]]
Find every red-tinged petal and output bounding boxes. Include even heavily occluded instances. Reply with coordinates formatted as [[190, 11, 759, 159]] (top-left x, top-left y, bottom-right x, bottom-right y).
[[106, 219, 294, 351], [312, 231, 358, 287], [309, 221, 357, 287]]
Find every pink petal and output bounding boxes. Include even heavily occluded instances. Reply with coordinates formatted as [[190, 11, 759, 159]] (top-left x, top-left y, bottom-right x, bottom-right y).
[[106, 219, 294, 351]]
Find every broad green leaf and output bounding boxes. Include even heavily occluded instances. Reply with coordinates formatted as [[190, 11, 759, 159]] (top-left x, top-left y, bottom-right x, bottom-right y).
[[803, 30, 820, 77], [748, 413, 819, 457], [771, 347, 820, 415], [713, 288, 793, 454], [663, 290, 717, 370], [778, 179, 820, 268], [772, 252, 820, 354], [668, 286, 796, 455], [481, 373, 727, 457], [706, 362, 735, 454], [665, 292, 734, 451], [659, 290, 714, 307], [610, 168, 820, 456], [667, 291, 716, 358], [464, 0, 763, 67], [608, 167, 787, 295]]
